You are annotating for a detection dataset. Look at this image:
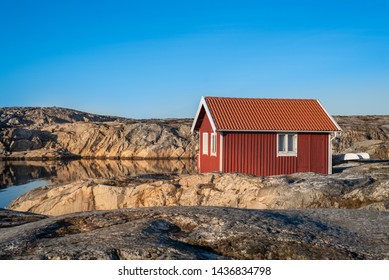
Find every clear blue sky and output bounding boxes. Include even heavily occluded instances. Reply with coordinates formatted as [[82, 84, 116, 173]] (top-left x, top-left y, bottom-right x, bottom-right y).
[[0, 0, 388, 118]]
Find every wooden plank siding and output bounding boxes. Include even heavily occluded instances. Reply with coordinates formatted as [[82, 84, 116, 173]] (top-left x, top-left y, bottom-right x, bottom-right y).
[[297, 133, 329, 174], [199, 112, 221, 173], [222, 132, 329, 176]]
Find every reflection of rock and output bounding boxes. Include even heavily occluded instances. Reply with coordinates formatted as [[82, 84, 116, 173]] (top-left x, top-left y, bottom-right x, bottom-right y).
[[0, 161, 55, 188], [0, 160, 196, 188], [0, 107, 197, 160], [1, 206, 389, 260], [53, 159, 195, 184], [9, 162, 389, 216]]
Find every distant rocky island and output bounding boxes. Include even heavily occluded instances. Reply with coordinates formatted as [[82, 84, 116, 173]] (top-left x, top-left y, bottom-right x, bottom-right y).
[[0, 107, 197, 160], [1, 106, 389, 160], [1, 106, 389, 260]]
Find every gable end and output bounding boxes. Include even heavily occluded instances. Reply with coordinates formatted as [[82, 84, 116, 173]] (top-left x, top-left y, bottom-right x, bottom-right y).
[[191, 96, 217, 133]]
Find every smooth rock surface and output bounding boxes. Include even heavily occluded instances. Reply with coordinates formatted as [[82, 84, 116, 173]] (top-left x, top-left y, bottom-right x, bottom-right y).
[[0, 208, 47, 228], [1, 207, 389, 260]]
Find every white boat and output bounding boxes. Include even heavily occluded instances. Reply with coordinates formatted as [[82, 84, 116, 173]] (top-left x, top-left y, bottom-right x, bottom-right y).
[[333, 153, 370, 161]]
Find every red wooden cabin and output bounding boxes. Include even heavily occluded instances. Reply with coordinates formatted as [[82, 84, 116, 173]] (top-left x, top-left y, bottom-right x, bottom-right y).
[[191, 96, 342, 176]]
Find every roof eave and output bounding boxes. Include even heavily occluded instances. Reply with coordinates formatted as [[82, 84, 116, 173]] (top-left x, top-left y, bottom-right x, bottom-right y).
[[316, 99, 343, 131]]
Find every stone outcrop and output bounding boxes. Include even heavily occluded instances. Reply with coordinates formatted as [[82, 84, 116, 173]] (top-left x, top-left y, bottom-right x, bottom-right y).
[[9, 162, 389, 216], [0, 107, 198, 159], [1, 206, 389, 260], [0, 208, 47, 228], [333, 115, 389, 160], [0, 106, 124, 128]]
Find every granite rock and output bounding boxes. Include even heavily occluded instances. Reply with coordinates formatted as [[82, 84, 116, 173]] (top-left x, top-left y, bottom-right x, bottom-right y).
[[1, 207, 389, 260], [9, 163, 389, 216], [334, 115, 389, 160], [0, 107, 197, 160]]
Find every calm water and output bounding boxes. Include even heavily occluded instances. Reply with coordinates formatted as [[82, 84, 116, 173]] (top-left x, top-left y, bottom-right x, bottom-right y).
[[0, 180, 48, 208], [0, 159, 195, 208]]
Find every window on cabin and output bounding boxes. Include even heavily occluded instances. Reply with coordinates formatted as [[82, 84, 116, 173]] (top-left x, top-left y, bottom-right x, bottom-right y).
[[278, 134, 286, 152], [288, 134, 294, 151], [202, 132, 209, 155], [211, 133, 217, 156], [278, 134, 297, 156]]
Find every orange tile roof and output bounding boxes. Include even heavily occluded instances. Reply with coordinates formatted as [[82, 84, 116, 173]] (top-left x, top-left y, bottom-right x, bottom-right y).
[[205, 97, 341, 131]]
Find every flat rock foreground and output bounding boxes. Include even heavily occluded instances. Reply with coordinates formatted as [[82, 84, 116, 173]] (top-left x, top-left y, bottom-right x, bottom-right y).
[[1, 206, 389, 260]]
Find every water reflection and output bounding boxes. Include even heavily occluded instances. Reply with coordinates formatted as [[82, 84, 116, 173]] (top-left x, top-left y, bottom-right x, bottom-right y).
[[0, 159, 196, 188], [0, 180, 48, 208], [0, 159, 196, 207]]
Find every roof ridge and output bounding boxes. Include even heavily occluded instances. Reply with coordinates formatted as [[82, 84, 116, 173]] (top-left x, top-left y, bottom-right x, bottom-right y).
[[205, 96, 318, 101]]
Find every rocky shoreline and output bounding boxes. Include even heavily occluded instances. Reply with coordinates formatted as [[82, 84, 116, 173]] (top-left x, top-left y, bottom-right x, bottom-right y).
[[7, 162, 389, 216]]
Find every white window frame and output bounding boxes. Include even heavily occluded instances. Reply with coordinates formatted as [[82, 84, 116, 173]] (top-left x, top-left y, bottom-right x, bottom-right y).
[[202, 132, 209, 155], [277, 133, 297, 156], [210, 132, 217, 156]]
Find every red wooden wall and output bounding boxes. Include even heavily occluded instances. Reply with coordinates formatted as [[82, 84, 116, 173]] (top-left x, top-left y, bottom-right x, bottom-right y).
[[297, 133, 329, 174], [221, 132, 329, 176], [222, 132, 296, 176], [199, 112, 221, 173]]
